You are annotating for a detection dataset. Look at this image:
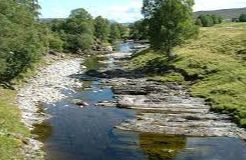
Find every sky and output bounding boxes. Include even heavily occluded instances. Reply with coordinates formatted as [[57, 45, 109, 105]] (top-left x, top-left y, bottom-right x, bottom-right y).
[[39, 0, 246, 23]]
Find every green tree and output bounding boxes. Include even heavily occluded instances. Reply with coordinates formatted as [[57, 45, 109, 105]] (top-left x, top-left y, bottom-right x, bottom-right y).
[[198, 14, 214, 27], [109, 23, 121, 42], [130, 19, 149, 40], [94, 16, 110, 42], [118, 24, 129, 39], [65, 8, 95, 51], [143, 0, 198, 59], [0, 0, 46, 82], [239, 14, 246, 22]]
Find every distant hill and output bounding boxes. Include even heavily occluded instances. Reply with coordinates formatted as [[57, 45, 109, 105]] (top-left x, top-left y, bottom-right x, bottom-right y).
[[195, 7, 246, 20]]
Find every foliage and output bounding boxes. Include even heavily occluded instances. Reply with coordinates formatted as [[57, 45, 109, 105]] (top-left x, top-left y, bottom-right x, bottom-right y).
[[129, 22, 246, 127], [46, 9, 127, 52], [0, 0, 47, 82], [65, 8, 95, 51], [129, 19, 149, 40], [109, 23, 121, 42], [117, 24, 129, 39], [94, 16, 110, 42], [196, 14, 223, 27], [143, 0, 198, 59], [239, 14, 246, 22], [48, 33, 64, 52]]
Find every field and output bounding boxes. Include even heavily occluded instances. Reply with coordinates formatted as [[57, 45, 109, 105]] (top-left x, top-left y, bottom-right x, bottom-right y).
[[129, 22, 246, 126]]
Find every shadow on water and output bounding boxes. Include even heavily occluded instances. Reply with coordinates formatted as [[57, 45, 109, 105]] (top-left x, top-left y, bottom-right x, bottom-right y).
[[32, 42, 246, 160]]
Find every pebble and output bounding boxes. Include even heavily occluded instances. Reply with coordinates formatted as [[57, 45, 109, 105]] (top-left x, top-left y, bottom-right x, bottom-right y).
[[16, 58, 84, 159]]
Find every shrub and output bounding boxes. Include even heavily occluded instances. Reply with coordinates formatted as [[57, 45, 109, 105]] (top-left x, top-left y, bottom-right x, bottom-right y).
[[239, 14, 246, 22]]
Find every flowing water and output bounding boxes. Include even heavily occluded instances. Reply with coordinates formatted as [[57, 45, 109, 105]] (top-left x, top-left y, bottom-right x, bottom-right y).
[[33, 43, 246, 160]]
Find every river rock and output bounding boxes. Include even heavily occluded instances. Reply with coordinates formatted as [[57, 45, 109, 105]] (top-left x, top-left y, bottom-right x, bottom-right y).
[[103, 76, 246, 139]]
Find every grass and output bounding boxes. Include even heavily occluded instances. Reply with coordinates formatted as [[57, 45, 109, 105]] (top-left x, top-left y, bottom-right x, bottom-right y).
[[0, 88, 29, 159], [129, 22, 246, 127]]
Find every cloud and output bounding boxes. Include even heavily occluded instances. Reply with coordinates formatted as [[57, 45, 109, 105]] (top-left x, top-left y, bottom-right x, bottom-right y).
[[102, 0, 143, 23], [194, 0, 246, 11]]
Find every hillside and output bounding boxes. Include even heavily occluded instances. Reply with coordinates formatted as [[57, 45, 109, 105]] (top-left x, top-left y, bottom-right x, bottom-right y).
[[129, 22, 246, 127], [195, 7, 246, 20]]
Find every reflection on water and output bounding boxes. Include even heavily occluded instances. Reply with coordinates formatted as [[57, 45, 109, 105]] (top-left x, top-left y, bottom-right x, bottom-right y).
[[32, 43, 246, 160], [139, 133, 186, 160], [83, 56, 106, 70]]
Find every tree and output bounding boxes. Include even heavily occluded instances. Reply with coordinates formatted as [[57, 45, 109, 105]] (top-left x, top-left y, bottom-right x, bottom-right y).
[[118, 24, 129, 39], [94, 16, 110, 43], [196, 14, 223, 27], [64, 8, 95, 51], [143, 0, 198, 59], [198, 14, 214, 27], [130, 19, 149, 40], [109, 23, 121, 42], [0, 0, 47, 82], [239, 14, 246, 22]]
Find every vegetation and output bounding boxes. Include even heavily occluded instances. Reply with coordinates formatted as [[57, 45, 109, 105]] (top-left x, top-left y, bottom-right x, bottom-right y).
[[0, 0, 49, 83], [196, 14, 223, 27], [195, 7, 246, 20], [129, 19, 149, 40], [94, 16, 110, 43], [0, 88, 29, 159], [129, 22, 246, 127], [239, 14, 246, 22], [142, 0, 198, 59], [46, 9, 129, 52]]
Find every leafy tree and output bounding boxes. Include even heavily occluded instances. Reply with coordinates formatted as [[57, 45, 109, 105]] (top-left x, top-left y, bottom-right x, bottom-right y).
[[129, 19, 149, 40], [198, 14, 214, 27], [0, 0, 46, 82], [65, 8, 95, 51], [109, 23, 121, 42], [94, 16, 110, 42], [143, 0, 198, 59], [196, 14, 223, 27], [117, 24, 129, 39], [211, 14, 223, 24], [239, 14, 246, 22], [48, 33, 64, 52]]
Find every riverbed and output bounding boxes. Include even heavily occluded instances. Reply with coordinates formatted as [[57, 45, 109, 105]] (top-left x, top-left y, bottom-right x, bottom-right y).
[[31, 43, 246, 160]]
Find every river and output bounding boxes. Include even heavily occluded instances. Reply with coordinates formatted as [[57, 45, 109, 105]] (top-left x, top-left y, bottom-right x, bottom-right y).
[[33, 43, 246, 160]]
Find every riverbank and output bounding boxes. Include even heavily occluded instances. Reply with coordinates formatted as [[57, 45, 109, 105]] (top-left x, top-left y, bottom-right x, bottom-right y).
[[0, 53, 85, 159], [128, 22, 246, 128], [17, 57, 84, 158]]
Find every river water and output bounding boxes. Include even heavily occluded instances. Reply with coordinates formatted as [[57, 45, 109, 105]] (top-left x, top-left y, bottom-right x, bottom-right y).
[[33, 43, 246, 160]]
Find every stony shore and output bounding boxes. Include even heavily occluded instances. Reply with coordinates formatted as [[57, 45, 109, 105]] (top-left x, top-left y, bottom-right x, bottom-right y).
[[16, 57, 84, 159]]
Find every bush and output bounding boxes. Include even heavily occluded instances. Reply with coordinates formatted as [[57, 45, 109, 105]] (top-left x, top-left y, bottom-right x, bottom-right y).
[[239, 14, 246, 22], [48, 34, 64, 52], [196, 14, 223, 27]]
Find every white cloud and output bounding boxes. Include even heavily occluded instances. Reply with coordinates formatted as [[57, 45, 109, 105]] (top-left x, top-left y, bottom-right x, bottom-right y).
[[90, 0, 143, 23], [194, 0, 246, 11]]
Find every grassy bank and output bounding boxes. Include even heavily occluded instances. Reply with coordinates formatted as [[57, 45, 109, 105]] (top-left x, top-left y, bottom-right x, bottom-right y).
[[129, 22, 246, 127], [0, 53, 70, 159], [0, 88, 29, 159]]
